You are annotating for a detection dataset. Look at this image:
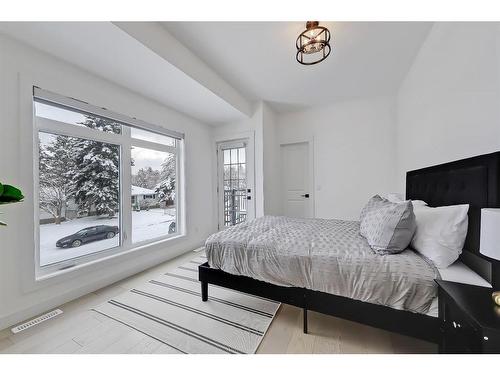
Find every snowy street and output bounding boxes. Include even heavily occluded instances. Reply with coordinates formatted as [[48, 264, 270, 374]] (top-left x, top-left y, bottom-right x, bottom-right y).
[[40, 208, 176, 266]]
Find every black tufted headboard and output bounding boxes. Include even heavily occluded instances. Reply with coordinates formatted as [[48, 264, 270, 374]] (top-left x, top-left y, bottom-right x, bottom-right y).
[[406, 152, 500, 285]]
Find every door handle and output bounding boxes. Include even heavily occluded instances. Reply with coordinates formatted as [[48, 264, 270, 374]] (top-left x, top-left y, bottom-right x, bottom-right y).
[[301, 194, 310, 198]]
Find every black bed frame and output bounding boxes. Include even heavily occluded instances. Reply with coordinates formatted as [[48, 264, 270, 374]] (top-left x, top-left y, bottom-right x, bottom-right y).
[[199, 152, 500, 343]]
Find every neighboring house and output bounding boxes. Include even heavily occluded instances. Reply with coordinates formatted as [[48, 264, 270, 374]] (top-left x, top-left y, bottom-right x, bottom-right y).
[[40, 186, 157, 224], [131, 185, 157, 207]]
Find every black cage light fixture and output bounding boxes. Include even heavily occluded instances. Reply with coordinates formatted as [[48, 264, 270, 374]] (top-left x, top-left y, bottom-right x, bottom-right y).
[[296, 21, 331, 65]]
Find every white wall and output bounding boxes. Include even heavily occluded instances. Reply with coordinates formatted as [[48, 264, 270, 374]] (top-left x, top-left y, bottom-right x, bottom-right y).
[[262, 103, 281, 216], [275, 96, 398, 220], [397, 23, 500, 190], [0, 34, 214, 330]]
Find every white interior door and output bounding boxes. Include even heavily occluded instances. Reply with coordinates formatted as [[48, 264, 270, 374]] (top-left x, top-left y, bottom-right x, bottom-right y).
[[217, 139, 255, 229], [280, 142, 313, 218]]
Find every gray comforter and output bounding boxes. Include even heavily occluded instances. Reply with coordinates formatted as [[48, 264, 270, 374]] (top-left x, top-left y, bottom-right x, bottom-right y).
[[205, 216, 441, 314]]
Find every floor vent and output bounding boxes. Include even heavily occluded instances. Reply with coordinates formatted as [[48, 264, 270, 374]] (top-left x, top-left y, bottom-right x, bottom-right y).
[[11, 309, 63, 334]]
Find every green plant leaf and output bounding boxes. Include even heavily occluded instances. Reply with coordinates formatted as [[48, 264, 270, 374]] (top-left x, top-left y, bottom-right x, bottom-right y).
[[0, 183, 22, 225], [0, 184, 24, 203]]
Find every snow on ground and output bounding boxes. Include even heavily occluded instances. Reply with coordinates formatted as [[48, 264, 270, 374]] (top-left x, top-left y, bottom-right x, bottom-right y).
[[40, 208, 175, 266], [131, 208, 176, 243]]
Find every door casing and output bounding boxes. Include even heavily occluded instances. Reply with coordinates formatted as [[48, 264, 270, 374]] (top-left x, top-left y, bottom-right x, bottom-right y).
[[216, 137, 255, 230]]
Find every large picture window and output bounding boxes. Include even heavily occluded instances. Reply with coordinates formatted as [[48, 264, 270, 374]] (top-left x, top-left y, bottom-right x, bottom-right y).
[[34, 88, 183, 274]]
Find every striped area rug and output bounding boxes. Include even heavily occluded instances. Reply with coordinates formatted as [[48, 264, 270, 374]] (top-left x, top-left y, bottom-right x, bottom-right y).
[[93, 254, 280, 354]]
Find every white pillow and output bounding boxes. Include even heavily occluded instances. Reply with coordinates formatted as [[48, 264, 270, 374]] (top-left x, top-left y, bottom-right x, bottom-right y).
[[411, 204, 469, 268], [380, 193, 427, 208], [381, 193, 404, 203], [412, 200, 428, 207]]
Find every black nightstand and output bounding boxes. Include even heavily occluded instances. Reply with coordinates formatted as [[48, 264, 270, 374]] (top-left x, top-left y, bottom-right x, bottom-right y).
[[436, 280, 500, 353]]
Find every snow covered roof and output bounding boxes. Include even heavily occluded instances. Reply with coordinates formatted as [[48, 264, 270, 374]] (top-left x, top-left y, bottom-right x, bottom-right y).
[[131, 185, 156, 196]]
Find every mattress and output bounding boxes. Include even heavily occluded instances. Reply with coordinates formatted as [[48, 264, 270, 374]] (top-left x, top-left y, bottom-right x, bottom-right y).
[[427, 261, 491, 317], [205, 216, 441, 315]]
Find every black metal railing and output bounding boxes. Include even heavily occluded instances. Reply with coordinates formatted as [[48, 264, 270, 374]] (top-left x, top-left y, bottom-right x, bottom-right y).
[[224, 189, 247, 226]]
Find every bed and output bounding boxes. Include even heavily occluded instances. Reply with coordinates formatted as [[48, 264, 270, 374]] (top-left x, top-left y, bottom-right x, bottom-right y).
[[199, 152, 500, 343]]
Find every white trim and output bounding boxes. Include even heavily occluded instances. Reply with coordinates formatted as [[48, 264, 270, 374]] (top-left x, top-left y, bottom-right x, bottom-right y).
[[213, 130, 254, 144], [130, 137, 176, 154], [29, 82, 186, 279], [36, 117, 122, 144], [219, 140, 247, 150], [34, 87, 184, 140], [212, 130, 256, 231], [216, 143, 224, 230], [121, 125, 132, 249], [176, 139, 186, 236], [215, 134, 255, 230], [37, 233, 187, 282], [36, 114, 176, 155]]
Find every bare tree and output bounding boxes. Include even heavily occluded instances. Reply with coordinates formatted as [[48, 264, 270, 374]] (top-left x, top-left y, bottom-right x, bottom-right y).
[[39, 136, 76, 224], [132, 166, 161, 189]]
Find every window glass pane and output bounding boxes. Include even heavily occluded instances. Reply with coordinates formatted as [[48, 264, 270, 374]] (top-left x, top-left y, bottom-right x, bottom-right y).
[[222, 145, 247, 227], [223, 150, 230, 165], [131, 127, 175, 146], [35, 101, 121, 134], [230, 165, 238, 180], [238, 164, 246, 181], [230, 148, 238, 164], [131, 146, 177, 242], [38, 131, 121, 267], [238, 148, 246, 164], [223, 165, 230, 180]]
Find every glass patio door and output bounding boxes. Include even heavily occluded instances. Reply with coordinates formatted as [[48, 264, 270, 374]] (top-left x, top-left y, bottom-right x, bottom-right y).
[[217, 140, 254, 229]]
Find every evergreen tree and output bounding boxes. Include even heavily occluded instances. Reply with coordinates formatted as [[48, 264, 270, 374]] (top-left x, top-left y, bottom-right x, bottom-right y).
[[70, 116, 121, 216], [155, 154, 176, 203]]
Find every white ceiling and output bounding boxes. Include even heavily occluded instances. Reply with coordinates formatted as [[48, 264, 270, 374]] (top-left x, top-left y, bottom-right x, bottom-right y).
[[0, 22, 247, 124], [163, 22, 433, 112], [0, 22, 433, 124]]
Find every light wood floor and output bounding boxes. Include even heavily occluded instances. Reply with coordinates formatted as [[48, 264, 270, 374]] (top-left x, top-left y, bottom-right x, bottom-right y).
[[0, 250, 437, 354]]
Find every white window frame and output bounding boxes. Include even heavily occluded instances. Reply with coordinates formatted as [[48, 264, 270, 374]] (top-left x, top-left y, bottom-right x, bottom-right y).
[[215, 136, 255, 230], [33, 87, 185, 277]]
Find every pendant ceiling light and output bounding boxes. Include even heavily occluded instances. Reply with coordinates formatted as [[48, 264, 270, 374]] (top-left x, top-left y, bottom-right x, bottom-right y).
[[296, 21, 331, 65]]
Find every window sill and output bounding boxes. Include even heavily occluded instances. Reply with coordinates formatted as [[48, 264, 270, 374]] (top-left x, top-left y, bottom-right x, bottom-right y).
[[33, 233, 187, 284]]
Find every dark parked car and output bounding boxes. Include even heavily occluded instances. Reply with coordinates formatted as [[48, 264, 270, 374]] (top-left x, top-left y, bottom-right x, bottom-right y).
[[56, 225, 119, 248], [169, 221, 176, 234]]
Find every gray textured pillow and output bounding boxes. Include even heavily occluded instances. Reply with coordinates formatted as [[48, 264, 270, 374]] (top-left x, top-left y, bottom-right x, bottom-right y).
[[359, 195, 416, 255], [359, 195, 381, 222]]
